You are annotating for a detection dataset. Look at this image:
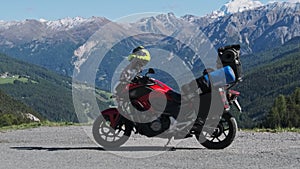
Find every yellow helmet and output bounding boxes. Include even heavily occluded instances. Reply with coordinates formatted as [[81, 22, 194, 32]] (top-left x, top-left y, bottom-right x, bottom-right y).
[[128, 46, 151, 62], [132, 46, 145, 53]]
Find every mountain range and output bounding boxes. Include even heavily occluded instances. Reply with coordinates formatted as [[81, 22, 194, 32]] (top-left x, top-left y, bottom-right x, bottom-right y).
[[0, 0, 299, 127], [0, 1, 299, 76]]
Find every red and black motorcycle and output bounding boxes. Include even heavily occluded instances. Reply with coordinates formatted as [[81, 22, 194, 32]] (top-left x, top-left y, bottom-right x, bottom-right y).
[[92, 45, 243, 149]]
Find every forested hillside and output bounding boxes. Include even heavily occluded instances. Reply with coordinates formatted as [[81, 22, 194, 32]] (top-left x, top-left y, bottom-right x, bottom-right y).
[[0, 53, 111, 123], [263, 88, 300, 128], [0, 90, 40, 127], [236, 37, 300, 127]]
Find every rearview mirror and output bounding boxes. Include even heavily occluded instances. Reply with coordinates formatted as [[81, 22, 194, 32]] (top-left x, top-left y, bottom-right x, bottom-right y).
[[148, 68, 155, 74]]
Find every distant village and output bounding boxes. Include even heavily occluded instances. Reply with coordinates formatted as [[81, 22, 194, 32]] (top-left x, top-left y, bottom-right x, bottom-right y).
[[0, 72, 30, 79]]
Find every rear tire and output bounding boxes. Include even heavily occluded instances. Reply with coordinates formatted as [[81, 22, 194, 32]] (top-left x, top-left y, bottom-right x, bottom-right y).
[[197, 113, 237, 149], [92, 115, 131, 149]]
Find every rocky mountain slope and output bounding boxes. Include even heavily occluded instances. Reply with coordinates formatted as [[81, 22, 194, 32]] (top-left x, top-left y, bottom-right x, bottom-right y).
[[0, 1, 299, 77], [0, 0, 299, 126]]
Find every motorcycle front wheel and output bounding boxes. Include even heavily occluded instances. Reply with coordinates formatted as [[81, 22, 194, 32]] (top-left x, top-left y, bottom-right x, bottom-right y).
[[196, 113, 238, 149], [92, 115, 132, 149]]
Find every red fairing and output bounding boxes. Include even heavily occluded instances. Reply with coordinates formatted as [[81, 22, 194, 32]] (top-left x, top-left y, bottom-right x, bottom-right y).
[[150, 79, 173, 93], [101, 108, 120, 128], [126, 79, 173, 93], [126, 78, 175, 110]]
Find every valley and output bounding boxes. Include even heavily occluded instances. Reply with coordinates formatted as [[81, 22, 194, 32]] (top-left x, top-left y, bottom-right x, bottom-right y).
[[0, 0, 299, 128]]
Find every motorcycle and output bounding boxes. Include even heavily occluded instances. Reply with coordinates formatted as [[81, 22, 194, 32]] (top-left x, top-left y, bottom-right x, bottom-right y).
[[92, 45, 242, 149]]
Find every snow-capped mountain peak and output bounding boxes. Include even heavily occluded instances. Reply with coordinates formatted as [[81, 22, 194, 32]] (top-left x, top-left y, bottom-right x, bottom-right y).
[[211, 0, 263, 18], [45, 16, 106, 30], [39, 18, 48, 23]]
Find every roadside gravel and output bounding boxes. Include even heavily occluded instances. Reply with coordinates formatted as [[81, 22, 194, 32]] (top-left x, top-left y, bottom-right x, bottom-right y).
[[0, 126, 299, 169]]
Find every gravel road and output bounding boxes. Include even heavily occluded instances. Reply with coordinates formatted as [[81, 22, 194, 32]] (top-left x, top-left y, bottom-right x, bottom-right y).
[[0, 126, 299, 169]]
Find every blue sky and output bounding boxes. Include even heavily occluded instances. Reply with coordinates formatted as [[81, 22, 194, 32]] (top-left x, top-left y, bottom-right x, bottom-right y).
[[0, 0, 281, 21]]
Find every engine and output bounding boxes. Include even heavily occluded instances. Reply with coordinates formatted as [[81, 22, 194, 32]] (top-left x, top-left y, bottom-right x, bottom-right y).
[[137, 115, 171, 137]]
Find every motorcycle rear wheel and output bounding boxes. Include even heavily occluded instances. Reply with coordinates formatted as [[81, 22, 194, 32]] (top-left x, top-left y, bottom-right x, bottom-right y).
[[92, 115, 132, 149], [196, 113, 237, 149]]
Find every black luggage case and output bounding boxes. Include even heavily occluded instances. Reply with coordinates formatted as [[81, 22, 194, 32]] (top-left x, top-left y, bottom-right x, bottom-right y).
[[217, 44, 243, 82]]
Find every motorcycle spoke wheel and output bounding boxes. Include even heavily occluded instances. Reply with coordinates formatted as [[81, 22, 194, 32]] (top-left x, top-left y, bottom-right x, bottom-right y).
[[92, 115, 131, 149], [203, 122, 229, 142], [197, 113, 237, 149]]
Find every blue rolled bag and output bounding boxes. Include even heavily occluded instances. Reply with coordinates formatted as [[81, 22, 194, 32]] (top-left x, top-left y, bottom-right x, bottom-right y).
[[204, 65, 236, 87], [181, 44, 242, 95]]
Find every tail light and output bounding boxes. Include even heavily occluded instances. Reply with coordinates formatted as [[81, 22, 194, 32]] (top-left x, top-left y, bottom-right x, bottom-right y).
[[219, 88, 230, 111], [228, 90, 240, 101]]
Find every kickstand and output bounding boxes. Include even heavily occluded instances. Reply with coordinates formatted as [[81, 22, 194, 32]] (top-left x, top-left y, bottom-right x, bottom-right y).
[[164, 137, 173, 147]]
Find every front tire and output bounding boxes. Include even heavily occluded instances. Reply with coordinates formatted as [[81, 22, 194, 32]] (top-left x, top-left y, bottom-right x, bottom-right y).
[[197, 113, 238, 149], [92, 115, 132, 149]]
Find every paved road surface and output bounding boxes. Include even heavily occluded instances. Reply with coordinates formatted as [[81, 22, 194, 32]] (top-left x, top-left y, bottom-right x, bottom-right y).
[[0, 126, 299, 169]]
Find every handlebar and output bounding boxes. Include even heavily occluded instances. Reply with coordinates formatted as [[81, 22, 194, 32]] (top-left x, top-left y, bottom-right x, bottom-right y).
[[131, 74, 155, 86]]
